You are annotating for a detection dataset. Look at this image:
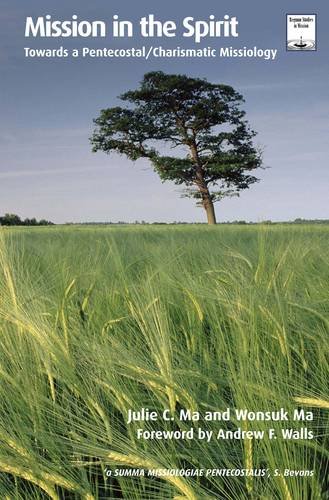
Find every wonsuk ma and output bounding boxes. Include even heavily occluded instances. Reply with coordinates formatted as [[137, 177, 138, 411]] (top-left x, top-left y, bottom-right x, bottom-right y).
[[25, 15, 106, 37]]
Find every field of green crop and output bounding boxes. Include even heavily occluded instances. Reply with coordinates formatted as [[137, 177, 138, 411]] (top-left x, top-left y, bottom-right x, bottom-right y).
[[0, 225, 328, 499]]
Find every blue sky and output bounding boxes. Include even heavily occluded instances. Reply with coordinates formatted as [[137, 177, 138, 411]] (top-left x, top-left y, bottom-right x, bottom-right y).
[[0, 0, 328, 223]]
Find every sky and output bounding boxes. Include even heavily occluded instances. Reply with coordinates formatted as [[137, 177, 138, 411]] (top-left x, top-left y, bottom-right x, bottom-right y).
[[0, 0, 328, 223]]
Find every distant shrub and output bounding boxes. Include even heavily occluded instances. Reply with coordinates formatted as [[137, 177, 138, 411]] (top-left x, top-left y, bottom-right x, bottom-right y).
[[0, 213, 54, 226]]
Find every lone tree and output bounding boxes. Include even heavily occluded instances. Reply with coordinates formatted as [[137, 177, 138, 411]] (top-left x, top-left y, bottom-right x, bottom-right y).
[[91, 72, 262, 224]]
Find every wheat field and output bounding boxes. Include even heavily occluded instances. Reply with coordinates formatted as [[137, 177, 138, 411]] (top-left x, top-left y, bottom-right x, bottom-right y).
[[0, 224, 328, 499]]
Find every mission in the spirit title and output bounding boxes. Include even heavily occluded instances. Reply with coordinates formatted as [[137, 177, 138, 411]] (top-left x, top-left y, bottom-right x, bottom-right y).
[[24, 14, 239, 43]]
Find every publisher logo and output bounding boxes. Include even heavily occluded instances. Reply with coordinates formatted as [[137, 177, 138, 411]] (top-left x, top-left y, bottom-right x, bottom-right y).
[[286, 14, 317, 51]]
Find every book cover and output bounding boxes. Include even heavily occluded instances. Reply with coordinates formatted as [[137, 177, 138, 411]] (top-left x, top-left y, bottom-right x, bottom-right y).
[[0, 1, 328, 498]]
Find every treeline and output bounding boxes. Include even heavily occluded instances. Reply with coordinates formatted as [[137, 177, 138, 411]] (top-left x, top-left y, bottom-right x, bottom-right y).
[[66, 219, 329, 226], [2, 215, 328, 226], [0, 213, 54, 226], [220, 219, 329, 225]]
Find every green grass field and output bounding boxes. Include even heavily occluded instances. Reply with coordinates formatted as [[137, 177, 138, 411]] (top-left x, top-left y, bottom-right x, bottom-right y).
[[0, 225, 328, 499]]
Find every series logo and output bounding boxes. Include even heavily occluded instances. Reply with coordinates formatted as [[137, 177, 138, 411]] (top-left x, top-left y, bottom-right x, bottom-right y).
[[286, 14, 316, 51]]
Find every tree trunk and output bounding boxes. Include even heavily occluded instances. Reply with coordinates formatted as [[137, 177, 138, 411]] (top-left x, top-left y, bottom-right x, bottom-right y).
[[197, 183, 217, 225], [204, 195, 217, 225], [189, 140, 217, 225]]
